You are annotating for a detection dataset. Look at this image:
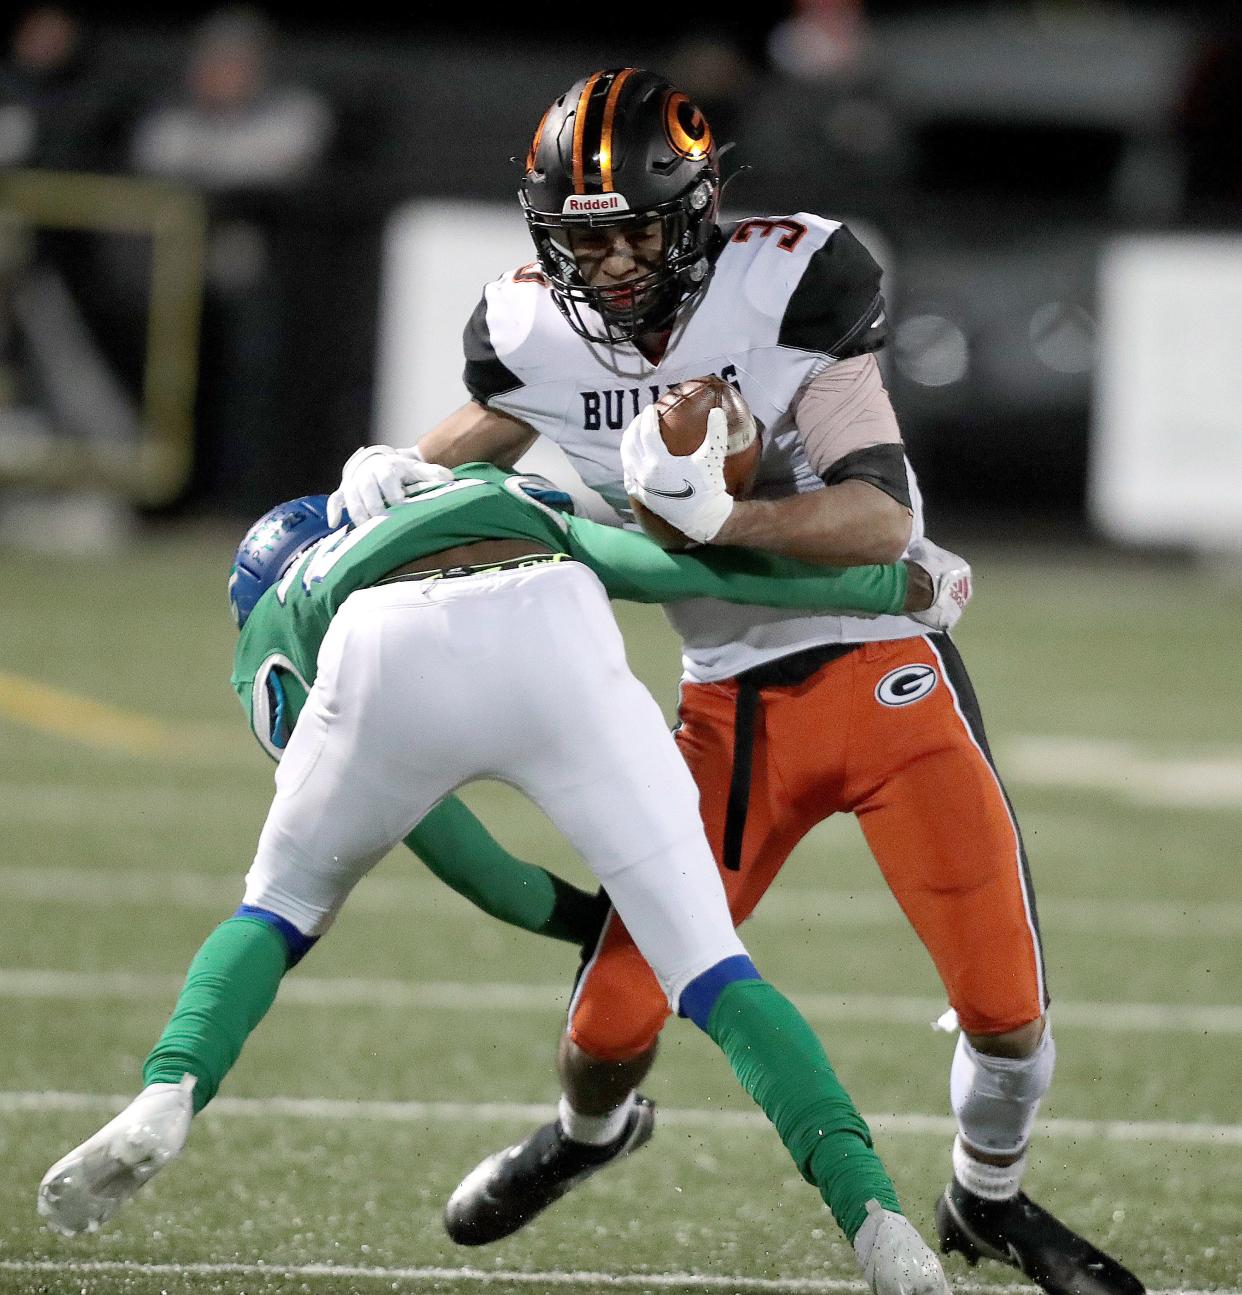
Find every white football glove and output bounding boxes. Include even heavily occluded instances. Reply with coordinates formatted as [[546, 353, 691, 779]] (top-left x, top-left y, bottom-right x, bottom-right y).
[[906, 537, 973, 632], [854, 1200, 952, 1295], [620, 404, 735, 544], [326, 444, 454, 528]]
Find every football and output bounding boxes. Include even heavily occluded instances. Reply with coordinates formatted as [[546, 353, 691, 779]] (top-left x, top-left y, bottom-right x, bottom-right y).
[[629, 375, 763, 549]]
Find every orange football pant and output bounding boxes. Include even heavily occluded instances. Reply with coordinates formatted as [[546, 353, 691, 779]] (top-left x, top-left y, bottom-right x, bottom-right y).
[[567, 633, 1047, 1060]]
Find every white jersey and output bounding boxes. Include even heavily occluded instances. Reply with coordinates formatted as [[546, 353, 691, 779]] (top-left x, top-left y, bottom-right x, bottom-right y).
[[463, 212, 927, 682]]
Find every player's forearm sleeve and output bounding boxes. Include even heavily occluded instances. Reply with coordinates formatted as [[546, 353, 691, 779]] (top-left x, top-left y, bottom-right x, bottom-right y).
[[568, 517, 907, 613], [707, 979, 901, 1241], [142, 916, 287, 1112], [404, 796, 601, 944]]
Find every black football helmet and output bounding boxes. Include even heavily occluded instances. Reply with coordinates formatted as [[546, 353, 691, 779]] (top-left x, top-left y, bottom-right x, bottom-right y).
[[520, 68, 721, 344]]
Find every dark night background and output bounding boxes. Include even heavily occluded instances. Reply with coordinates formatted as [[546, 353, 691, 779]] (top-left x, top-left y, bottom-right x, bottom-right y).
[[3, 1, 1239, 529]]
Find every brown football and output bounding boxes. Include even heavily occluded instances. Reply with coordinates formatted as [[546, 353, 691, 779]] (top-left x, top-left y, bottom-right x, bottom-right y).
[[628, 375, 762, 550]]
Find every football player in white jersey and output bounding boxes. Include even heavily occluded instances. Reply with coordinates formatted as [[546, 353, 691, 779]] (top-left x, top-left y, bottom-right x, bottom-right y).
[[332, 68, 1144, 1295]]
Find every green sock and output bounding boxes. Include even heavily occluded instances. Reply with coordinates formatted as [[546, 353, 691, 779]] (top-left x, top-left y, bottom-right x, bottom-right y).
[[142, 916, 289, 1113], [706, 978, 901, 1241]]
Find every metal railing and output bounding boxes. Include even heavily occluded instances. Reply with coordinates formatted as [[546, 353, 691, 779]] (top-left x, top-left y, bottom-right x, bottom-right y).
[[0, 169, 206, 506]]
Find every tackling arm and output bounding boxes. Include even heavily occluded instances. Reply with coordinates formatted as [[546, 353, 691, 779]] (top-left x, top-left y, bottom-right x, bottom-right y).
[[403, 798, 607, 946], [566, 515, 909, 614], [329, 401, 538, 526]]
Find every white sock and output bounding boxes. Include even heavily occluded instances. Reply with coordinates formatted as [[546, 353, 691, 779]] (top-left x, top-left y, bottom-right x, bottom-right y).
[[952, 1134, 1027, 1201], [557, 1092, 634, 1146]]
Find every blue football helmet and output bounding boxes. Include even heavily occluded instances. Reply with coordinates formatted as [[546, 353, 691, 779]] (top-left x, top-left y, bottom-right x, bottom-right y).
[[228, 494, 343, 629]]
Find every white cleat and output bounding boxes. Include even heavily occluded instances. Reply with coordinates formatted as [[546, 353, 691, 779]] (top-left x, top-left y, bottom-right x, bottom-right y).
[[906, 538, 973, 633], [37, 1074, 195, 1235], [855, 1199, 953, 1295]]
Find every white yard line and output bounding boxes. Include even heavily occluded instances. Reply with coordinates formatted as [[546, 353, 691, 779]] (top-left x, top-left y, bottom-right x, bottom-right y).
[[1003, 736, 1242, 810], [1, 967, 1238, 1034], [2, 734, 1240, 828], [0, 1259, 1009, 1293], [0, 1259, 1225, 1295], [4, 1089, 1241, 1147], [5, 862, 1242, 941]]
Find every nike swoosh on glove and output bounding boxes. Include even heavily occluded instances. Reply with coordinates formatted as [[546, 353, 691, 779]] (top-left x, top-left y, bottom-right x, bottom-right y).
[[905, 537, 973, 632], [620, 405, 735, 544], [327, 444, 454, 528]]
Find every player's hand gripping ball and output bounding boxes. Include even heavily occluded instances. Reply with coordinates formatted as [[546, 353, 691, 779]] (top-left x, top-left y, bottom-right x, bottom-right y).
[[627, 376, 762, 549]]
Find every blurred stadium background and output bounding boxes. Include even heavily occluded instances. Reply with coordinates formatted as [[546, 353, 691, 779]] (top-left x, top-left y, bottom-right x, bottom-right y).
[[1, 2, 1239, 1293]]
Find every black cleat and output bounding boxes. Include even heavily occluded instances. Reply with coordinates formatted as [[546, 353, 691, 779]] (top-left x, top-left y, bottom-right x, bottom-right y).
[[935, 1179, 1146, 1295], [444, 1096, 655, 1245]]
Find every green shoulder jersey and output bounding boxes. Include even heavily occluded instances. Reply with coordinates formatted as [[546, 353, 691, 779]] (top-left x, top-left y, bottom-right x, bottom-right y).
[[231, 463, 906, 756]]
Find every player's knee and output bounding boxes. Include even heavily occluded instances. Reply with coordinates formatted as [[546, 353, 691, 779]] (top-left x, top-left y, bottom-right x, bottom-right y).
[[951, 1024, 1055, 1156], [967, 1014, 1047, 1059], [233, 904, 318, 967], [568, 1004, 665, 1062], [677, 954, 762, 1031]]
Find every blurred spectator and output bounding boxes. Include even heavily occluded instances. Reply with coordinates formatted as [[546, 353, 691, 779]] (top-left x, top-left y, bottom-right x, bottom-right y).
[[0, 5, 126, 172], [735, 0, 907, 219], [130, 7, 333, 192], [766, 0, 869, 80], [128, 6, 336, 512]]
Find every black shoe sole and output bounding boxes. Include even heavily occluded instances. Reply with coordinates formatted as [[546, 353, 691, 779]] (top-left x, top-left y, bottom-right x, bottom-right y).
[[935, 1189, 987, 1266], [935, 1187, 1147, 1295]]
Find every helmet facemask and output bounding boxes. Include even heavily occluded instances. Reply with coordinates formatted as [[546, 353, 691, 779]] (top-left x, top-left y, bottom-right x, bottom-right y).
[[524, 177, 717, 345]]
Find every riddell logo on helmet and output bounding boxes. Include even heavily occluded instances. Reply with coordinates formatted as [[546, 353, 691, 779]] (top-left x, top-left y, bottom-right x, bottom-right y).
[[562, 193, 630, 214]]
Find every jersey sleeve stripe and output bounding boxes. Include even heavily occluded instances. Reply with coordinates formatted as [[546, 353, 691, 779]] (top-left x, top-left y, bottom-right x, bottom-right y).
[[462, 293, 524, 405], [819, 444, 912, 510]]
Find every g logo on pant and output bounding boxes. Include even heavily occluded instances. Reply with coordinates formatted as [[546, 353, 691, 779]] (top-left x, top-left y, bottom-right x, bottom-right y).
[[875, 663, 938, 707]]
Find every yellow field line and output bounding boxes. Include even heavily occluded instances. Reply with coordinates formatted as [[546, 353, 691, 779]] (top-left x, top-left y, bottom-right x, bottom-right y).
[[0, 670, 176, 755]]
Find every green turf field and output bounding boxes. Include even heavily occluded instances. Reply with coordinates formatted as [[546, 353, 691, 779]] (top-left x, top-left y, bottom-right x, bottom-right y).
[[0, 530, 1239, 1295]]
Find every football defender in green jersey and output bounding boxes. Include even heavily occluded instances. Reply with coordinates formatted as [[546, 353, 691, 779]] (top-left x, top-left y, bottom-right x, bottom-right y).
[[39, 460, 966, 1294]]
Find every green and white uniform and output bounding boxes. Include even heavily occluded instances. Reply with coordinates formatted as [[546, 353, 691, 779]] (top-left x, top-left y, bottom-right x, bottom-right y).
[[230, 463, 903, 945], [226, 462, 903, 948], [232, 463, 906, 751], [145, 463, 906, 1237]]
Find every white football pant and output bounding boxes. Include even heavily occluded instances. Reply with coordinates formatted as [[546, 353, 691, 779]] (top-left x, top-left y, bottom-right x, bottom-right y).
[[244, 561, 747, 1007]]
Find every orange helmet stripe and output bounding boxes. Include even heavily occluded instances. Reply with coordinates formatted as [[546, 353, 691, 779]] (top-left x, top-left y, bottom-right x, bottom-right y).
[[599, 67, 636, 192], [572, 71, 604, 193], [525, 105, 551, 174]]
